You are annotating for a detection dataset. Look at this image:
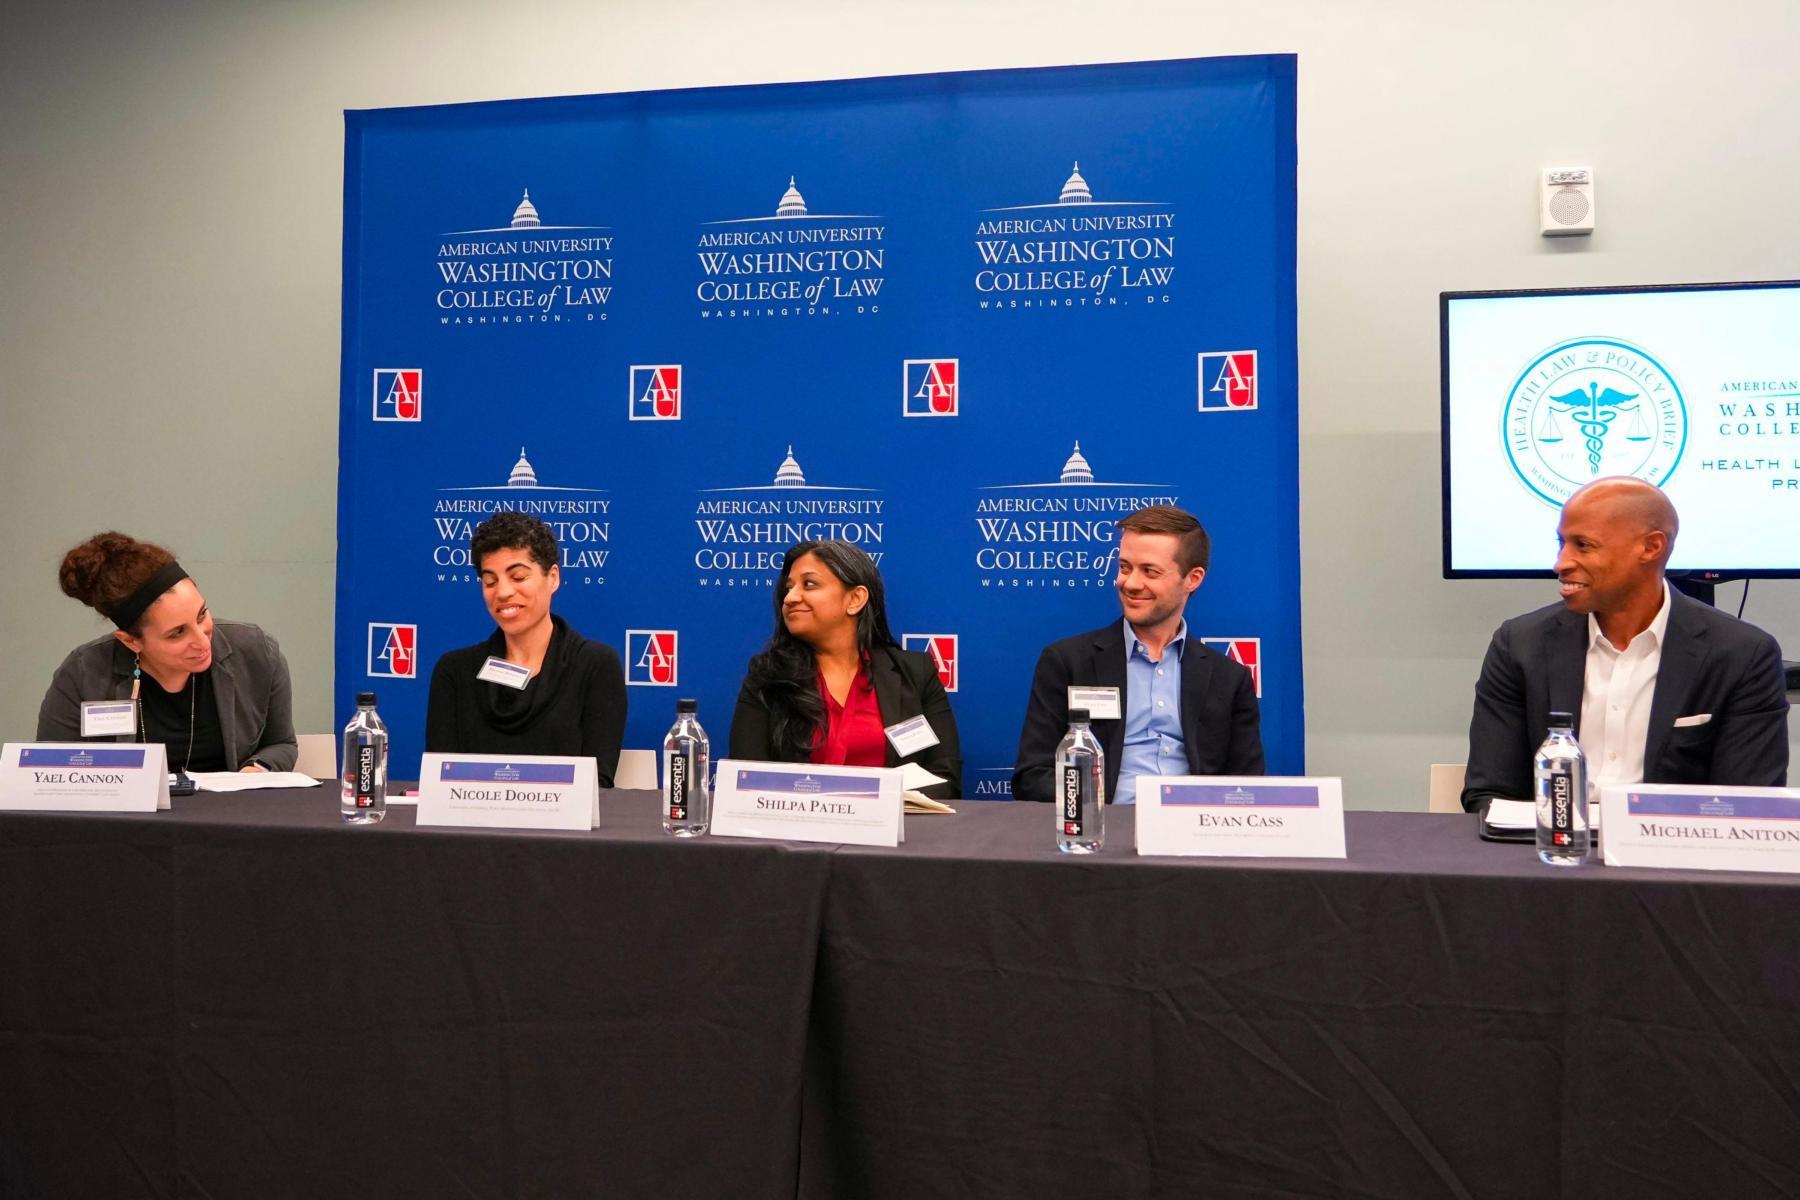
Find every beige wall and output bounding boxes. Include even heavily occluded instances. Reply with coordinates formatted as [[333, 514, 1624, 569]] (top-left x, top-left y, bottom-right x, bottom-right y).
[[6, 0, 1799, 805]]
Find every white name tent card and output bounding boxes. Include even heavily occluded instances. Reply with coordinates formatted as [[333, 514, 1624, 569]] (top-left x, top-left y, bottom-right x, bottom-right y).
[[712, 759, 904, 847], [79, 701, 137, 737], [1, 743, 171, 812], [1135, 775, 1346, 858], [416, 753, 599, 831], [1601, 784, 1800, 874]]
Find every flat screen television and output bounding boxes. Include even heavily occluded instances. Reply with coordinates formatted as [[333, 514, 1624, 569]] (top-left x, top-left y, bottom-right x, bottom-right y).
[[1441, 280, 1800, 579]]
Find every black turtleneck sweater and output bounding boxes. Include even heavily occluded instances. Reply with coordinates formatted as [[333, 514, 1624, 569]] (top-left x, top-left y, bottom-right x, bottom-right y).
[[424, 616, 627, 786]]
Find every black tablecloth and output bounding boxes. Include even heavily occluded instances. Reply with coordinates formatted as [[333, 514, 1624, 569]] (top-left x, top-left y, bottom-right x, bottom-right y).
[[5, 791, 1799, 1199]]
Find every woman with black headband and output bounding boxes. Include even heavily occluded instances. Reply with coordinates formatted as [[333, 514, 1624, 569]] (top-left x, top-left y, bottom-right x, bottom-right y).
[[36, 532, 297, 772]]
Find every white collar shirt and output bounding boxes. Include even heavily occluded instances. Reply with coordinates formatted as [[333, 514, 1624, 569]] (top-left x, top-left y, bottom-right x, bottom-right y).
[[1579, 581, 1672, 789]]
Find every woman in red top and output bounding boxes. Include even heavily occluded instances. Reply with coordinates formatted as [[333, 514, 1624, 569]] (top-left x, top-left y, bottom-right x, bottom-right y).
[[729, 540, 962, 799]]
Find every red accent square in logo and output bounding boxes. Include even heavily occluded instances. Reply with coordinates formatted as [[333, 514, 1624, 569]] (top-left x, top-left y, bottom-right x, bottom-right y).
[[903, 359, 958, 417], [367, 623, 418, 679], [630, 365, 682, 421], [902, 633, 959, 692], [373, 369, 422, 422], [1201, 638, 1262, 697], [625, 629, 679, 686], [1198, 351, 1257, 412]]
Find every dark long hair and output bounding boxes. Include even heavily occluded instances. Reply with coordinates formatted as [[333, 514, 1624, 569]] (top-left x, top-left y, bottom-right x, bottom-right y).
[[743, 540, 898, 761]]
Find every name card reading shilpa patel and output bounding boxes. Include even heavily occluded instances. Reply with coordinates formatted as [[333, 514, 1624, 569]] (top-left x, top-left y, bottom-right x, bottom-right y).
[[1601, 784, 1800, 874], [1, 743, 171, 812], [712, 759, 902, 846], [416, 753, 599, 831], [1135, 776, 1346, 858]]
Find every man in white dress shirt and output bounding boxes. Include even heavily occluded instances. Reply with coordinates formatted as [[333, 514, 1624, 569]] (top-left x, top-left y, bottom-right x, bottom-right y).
[[1461, 477, 1789, 811]]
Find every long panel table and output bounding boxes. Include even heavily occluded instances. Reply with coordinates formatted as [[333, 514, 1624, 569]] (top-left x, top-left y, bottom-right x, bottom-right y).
[[4, 789, 1799, 1199]]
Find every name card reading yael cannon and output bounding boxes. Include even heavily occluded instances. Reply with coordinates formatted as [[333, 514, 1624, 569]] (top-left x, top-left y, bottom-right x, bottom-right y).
[[1, 743, 171, 813], [1601, 784, 1800, 874], [416, 753, 599, 831], [1135, 776, 1346, 858], [712, 759, 903, 847]]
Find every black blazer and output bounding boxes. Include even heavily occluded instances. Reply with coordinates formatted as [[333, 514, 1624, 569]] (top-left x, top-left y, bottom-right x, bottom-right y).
[[1012, 621, 1264, 804], [1462, 589, 1789, 811], [728, 644, 963, 800]]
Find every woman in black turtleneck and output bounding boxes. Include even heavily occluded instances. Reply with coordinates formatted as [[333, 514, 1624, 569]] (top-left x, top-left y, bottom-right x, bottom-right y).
[[424, 511, 626, 785]]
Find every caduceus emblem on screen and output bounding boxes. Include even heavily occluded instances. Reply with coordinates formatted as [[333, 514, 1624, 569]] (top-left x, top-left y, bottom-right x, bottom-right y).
[[1535, 380, 1654, 474]]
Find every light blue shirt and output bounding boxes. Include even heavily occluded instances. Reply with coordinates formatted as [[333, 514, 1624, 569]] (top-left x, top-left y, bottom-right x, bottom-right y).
[[1115, 617, 1187, 805]]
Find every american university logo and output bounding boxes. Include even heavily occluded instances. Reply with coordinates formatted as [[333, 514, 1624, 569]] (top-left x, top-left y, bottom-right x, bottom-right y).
[[903, 359, 958, 417], [430, 448, 611, 585], [625, 630, 679, 686], [1198, 351, 1257, 411], [695, 177, 885, 320], [373, 369, 422, 421], [630, 365, 682, 420], [1503, 337, 1688, 506], [973, 442, 1176, 589], [435, 189, 614, 327], [1201, 637, 1262, 698], [692, 447, 885, 587], [902, 634, 959, 692], [368, 623, 417, 679]]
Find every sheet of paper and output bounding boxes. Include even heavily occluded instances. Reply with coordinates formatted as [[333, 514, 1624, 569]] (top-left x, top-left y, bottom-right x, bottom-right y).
[[187, 771, 325, 792], [1484, 797, 1536, 830], [898, 762, 944, 792]]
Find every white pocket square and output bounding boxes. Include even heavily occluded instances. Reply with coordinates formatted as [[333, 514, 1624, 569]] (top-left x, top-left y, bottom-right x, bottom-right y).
[[1672, 713, 1713, 728]]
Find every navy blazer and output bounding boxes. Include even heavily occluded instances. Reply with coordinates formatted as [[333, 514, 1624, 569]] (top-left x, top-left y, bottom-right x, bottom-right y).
[[1462, 588, 1789, 811], [1011, 620, 1264, 804]]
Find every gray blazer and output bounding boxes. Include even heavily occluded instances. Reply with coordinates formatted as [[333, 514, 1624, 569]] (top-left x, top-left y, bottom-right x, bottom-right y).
[[36, 620, 298, 771]]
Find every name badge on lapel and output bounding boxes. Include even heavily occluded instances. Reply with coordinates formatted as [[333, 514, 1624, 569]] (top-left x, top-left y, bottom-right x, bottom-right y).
[[80, 701, 138, 737], [476, 657, 533, 690], [884, 714, 941, 758], [1068, 686, 1122, 721]]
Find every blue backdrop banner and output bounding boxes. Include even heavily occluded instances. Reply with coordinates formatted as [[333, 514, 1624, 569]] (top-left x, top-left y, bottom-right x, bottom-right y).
[[337, 54, 1301, 790]]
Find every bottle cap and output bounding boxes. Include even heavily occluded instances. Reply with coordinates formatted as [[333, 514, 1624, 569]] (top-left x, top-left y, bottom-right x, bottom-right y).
[[1548, 710, 1574, 727], [676, 698, 697, 713], [1069, 708, 1089, 723], [357, 691, 377, 706]]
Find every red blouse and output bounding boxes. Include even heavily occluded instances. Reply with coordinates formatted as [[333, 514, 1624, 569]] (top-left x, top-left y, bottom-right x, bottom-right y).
[[810, 662, 888, 768]]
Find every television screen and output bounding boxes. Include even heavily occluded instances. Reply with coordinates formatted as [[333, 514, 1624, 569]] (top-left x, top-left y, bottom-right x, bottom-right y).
[[1441, 280, 1800, 577]]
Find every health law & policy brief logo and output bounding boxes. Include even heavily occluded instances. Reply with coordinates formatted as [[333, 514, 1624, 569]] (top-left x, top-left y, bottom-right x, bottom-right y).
[[373, 369, 422, 421], [625, 630, 679, 686], [692, 447, 885, 587], [368, 623, 418, 679], [973, 162, 1175, 312], [695, 177, 885, 320], [1198, 351, 1257, 411], [972, 442, 1176, 589], [903, 359, 958, 417], [901, 634, 959, 692], [1501, 337, 1687, 507], [630, 364, 682, 421], [1200, 637, 1262, 698], [429, 447, 611, 585], [434, 189, 613, 328]]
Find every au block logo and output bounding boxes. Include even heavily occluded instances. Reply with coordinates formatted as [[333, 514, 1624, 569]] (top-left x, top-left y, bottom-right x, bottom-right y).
[[902, 634, 959, 692], [1198, 352, 1257, 411], [903, 359, 958, 417], [630, 365, 682, 421], [368, 623, 418, 678], [373, 369, 422, 421], [626, 630, 679, 686], [1201, 637, 1261, 697]]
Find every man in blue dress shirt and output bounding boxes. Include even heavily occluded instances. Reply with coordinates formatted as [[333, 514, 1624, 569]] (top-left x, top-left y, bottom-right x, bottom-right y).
[[1011, 505, 1265, 805]]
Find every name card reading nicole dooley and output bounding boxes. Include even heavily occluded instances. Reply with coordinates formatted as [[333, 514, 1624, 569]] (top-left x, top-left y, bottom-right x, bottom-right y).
[[712, 759, 903, 847], [1, 743, 171, 813], [1135, 775, 1346, 858], [416, 753, 599, 831], [1601, 783, 1800, 874]]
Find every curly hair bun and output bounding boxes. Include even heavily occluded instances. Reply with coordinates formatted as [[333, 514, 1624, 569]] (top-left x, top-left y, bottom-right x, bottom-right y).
[[57, 531, 176, 618]]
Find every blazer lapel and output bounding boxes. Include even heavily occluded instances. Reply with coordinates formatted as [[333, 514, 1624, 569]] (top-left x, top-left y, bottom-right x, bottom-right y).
[[1178, 638, 1215, 770], [1546, 610, 1587, 734], [868, 646, 910, 767], [1089, 625, 1129, 769], [1644, 592, 1706, 775]]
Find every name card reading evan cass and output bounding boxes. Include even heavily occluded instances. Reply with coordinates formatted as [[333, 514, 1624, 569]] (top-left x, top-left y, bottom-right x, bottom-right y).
[[416, 753, 599, 831], [1135, 776, 1346, 858], [712, 759, 903, 847], [1601, 784, 1800, 874], [1, 743, 171, 812]]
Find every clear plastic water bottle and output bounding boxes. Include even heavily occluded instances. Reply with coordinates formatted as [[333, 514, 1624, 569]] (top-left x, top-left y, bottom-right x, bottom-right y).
[[1534, 710, 1588, 866], [662, 698, 710, 837], [1054, 708, 1105, 854], [341, 691, 388, 825]]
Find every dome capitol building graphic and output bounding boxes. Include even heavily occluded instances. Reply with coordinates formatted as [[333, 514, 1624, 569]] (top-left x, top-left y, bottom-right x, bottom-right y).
[[507, 447, 539, 487], [510, 190, 541, 228], [773, 446, 807, 487], [1059, 441, 1095, 483], [1058, 163, 1093, 204], [775, 178, 808, 218]]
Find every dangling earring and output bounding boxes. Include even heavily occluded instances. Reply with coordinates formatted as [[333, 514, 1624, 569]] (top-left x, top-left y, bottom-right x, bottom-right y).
[[131, 654, 142, 702]]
